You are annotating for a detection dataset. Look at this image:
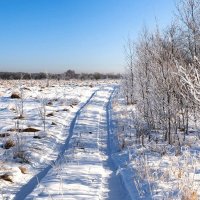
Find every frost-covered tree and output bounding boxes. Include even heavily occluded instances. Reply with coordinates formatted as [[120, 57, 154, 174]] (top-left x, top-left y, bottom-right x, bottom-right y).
[[122, 0, 200, 145]]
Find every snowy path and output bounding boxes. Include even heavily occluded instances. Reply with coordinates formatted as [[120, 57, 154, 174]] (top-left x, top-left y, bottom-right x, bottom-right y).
[[19, 86, 131, 200], [14, 90, 97, 200]]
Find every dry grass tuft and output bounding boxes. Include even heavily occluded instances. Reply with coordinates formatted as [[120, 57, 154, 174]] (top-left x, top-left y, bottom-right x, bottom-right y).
[[62, 108, 69, 112], [10, 93, 20, 99], [4, 139, 15, 149], [182, 189, 198, 200], [19, 166, 28, 174], [179, 127, 185, 132], [72, 100, 79, 106], [23, 127, 40, 132], [14, 115, 25, 119], [0, 173, 13, 183], [9, 127, 40, 132], [177, 169, 183, 179], [22, 87, 31, 91], [33, 135, 41, 139], [47, 101, 53, 105], [0, 133, 10, 138], [46, 112, 54, 117]]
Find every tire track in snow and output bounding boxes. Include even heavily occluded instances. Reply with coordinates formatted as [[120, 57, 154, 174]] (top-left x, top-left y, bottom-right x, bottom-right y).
[[14, 90, 98, 200], [106, 87, 140, 200], [105, 87, 131, 200]]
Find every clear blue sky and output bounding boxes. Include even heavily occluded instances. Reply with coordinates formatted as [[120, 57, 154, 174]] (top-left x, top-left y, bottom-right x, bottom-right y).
[[0, 0, 175, 73]]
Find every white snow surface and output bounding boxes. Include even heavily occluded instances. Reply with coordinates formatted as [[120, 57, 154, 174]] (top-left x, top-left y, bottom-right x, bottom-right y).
[[24, 86, 130, 200], [0, 80, 132, 200]]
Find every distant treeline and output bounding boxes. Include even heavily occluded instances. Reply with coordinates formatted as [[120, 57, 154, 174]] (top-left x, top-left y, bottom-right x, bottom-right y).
[[0, 70, 120, 80]]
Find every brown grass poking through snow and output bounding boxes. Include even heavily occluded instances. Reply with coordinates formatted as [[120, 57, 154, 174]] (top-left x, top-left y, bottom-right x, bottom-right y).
[[18, 166, 28, 174], [14, 115, 25, 119], [62, 108, 69, 112], [22, 127, 40, 132], [4, 139, 15, 149], [46, 112, 54, 117], [0, 173, 13, 183], [8, 127, 40, 132], [182, 189, 198, 200], [10, 93, 20, 99], [0, 133, 10, 138]]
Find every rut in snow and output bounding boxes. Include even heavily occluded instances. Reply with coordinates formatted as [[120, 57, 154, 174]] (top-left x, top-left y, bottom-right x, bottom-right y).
[[14, 90, 98, 200]]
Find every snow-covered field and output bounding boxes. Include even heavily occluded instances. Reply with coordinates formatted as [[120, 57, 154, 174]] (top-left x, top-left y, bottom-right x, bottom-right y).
[[24, 87, 129, 200], [2, 78, 199, 200], [0, 79, 130, 200]]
